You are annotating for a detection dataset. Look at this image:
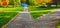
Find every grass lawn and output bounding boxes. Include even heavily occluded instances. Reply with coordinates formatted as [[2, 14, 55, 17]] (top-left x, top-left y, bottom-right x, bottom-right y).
[[0, 7, 23, 12], [0, 7, 23, 28], [28, 6, 58, 19]]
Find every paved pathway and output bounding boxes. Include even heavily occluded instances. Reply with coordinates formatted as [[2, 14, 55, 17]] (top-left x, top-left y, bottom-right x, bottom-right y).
[[35, 9, 60, 28], [3, 8, 60, 28], [6, 12, 34, 28], [5, 7, 34, 28]]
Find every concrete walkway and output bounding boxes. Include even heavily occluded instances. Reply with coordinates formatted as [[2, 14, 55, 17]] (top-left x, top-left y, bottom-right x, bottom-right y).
[[4, 7, 34, 28], [35, 9, 60, 28], [3, 8, 60, 28], [6, 12, 34, 28]]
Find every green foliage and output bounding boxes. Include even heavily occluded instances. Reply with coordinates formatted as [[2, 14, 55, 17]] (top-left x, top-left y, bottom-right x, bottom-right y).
[[58, 20, 60, 26], [9, 0, 37, 5], [20, 0, 37, 5], [21, 0, 24, 3], [14, 0, 21, 7], [9, 0, 21, 7], [29, 0, 38, 5], [26, 0, 30, 5], [29, 0, 36, 5], [9, 0, 14, 5]]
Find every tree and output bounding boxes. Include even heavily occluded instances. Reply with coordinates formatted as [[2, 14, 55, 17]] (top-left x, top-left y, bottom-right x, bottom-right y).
[[21, 0, 25, 3], [26, 0, 30, 5], [29, 0, 37, 5], [9, 0, 14, 5], [14, 0, 21, 7], [52, 0, 58, 7], [20, 0, 37, 5]]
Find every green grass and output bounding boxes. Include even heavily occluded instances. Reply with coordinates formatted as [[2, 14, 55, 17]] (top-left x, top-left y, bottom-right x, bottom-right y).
[[0, 7, 23, 28], [0, 7, 23, 12], [0, 12, 18, 28], [30, 11, 51, 19], [29, 6, 58, 19]]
